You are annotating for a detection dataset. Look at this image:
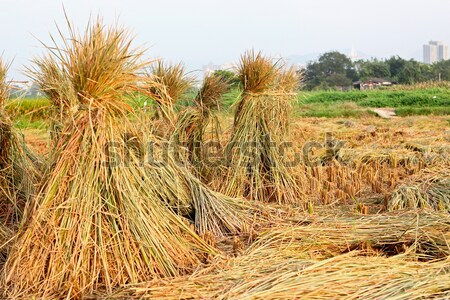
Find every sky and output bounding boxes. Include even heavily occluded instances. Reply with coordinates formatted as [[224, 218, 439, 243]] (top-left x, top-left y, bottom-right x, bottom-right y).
[[1, 0, 449, 80]]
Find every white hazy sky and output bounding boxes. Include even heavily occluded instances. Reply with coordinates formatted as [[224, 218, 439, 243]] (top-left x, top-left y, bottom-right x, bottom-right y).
[[1, 0, 449, 80]]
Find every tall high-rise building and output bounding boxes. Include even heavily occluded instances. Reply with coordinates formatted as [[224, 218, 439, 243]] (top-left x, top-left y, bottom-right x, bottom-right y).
[[349, 44, 358, 61], [423, 41, 449, 64], [438, 44, 449, 61]]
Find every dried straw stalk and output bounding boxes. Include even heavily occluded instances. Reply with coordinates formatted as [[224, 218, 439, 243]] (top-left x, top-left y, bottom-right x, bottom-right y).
[[96, 247, 450, 299]]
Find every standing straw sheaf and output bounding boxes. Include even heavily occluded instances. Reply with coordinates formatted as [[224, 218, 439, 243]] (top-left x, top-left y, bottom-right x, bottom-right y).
[[172, 74, 230, 181], [0, 58, 39, 226], [143, 61, 192, 132], [2, 19, 216, 299], [27, 55, 77, 143], [222, 51, 303, 204]]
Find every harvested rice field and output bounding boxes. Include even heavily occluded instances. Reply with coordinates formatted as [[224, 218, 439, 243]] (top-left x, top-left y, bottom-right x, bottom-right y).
[[0, 18, 449, 300]]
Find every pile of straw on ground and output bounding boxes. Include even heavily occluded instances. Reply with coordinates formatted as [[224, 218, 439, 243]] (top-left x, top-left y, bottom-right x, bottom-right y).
[[256, 211, 450, 259], [388, 168, 450, 212], [221, 51, 302, 204], [97, 249, 450, 299]]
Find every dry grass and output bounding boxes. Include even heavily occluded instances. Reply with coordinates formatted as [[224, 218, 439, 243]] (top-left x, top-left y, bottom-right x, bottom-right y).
[[257, 210, 450, 260], [2, 19, 258, 300], [2, 20, 450, 300], [95, 247, 450, 300], [195, 73, 231, 111]]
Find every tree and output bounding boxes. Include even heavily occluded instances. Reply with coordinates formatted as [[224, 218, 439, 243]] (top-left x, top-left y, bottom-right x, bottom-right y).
[[304, 51, 357, 90], [431, 59, 450, 81], [396, 60, 430, 84], [385, 56, 407, 80], [357, 60, 391, 79], [212, 70, 240, 87]]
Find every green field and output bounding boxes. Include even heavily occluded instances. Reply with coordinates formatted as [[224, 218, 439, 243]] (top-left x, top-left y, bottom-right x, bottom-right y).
[[6, 86, 450, 129]]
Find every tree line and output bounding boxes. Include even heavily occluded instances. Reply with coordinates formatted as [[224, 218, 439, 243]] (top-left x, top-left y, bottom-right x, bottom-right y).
[[212, 51, 450, 91], [304, 51, 450, 90]]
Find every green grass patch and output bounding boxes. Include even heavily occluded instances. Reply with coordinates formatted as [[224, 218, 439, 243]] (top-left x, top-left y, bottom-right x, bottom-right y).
[[295, 102, 372, 118], [300, 88, 450, 108], [395, 106, 450, 116], [6, 97, 51, 119], [13, 116, 49, 130]]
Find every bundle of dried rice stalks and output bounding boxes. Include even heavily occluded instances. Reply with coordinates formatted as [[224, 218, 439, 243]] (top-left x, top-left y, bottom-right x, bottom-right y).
[[143, 60, 192, 129], [1, 19, 218, 299], [28, 54, 77, 143], [256, 211, 450, 260], [195, 73, 230, 111], [388, 168, 450, 212], [172, 74, 229, 180], [221, 50, 302, 203], [0, 58, 40, 225], [130, 137, 257, 236], [3, 18, 258, 299]]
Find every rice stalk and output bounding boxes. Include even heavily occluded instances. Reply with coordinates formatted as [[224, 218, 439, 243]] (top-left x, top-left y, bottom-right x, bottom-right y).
[[0, 223, 12, 268], [128, 132, 257, 237], [255, 210, 450, 260], [27, 54, 77, 143]]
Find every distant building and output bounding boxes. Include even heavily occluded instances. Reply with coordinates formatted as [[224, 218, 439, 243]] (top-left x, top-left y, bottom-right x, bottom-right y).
[[202, 63, 235, 76], [423, 41, 449, 64], [8, 82, 43, 98], [353, 78, 395, 90], [349, 44, 359, 61]]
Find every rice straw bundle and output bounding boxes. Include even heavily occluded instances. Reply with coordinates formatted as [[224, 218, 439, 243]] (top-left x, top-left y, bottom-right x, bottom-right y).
[[143, 61, 192, 128], [127, 136, 256, 236], [388, 168, 450, 212], [28, 54, 77, 143], [195, 73, 230, 111], [2, 19, 217, 299], [172, 74, 229, 180], [0, 58, 39, 225], [222, 50, 302, 204]]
